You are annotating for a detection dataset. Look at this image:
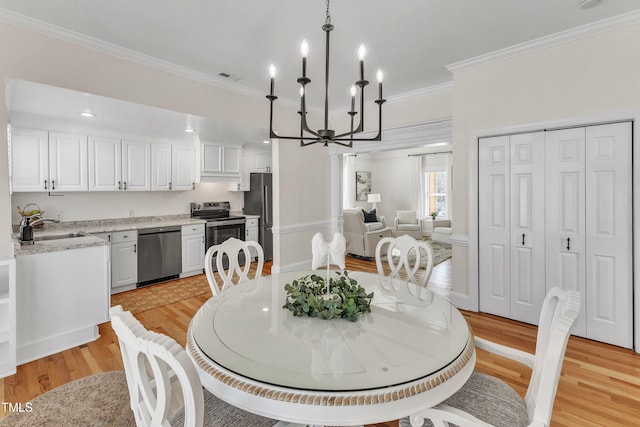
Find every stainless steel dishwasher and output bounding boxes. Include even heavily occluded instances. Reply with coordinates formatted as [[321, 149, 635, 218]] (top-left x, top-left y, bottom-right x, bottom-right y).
[[137, 225, 182, 287]]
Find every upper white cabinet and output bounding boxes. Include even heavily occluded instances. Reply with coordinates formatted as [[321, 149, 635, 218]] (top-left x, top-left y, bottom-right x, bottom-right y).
[[13, 127, 196, 193], [152, 143, 195, 191], [11, 128, 88, 192], [201, 141, 241, 179], [11, 128, 49, 192], [253, 150, 272, 173], [228, 147, 272, 191], [172, 144, 195, 191], [201, 142, 222, 174], [88, 136, 122, 191], [122, 139, 151, 191], [49, 132, 89, 191], [151, 142, 172, 191], [223, 146, 241, 173]]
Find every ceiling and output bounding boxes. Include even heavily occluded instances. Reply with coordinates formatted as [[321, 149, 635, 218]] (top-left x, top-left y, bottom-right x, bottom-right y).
[[2, 0, 639, 145]]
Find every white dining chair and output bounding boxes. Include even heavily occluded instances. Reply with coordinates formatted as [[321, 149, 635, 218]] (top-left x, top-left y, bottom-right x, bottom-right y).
[[400, 287, 581, 427], [109, 305, 277, 427], [311, 231, 346, 270], [204, 237, 264, 297], [375, 234, 450, 301]]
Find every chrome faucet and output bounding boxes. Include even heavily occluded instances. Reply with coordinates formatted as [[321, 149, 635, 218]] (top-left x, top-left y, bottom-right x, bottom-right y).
[[30, 218, 60, 227]]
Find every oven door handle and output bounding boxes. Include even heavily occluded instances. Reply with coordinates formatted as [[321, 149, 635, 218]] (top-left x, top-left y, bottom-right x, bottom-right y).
[[206, 219, 246, 227]]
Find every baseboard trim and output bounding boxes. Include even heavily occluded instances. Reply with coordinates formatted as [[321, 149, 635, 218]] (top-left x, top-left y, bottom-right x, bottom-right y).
[[17, 325, 100, 366]]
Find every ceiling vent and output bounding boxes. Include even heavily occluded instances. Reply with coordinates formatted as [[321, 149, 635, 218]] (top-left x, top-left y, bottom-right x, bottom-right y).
[[579, 0, 600, 9]]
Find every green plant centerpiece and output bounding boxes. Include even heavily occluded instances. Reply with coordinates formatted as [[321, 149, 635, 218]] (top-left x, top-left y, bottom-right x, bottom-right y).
[[283, 271, 374, 321]]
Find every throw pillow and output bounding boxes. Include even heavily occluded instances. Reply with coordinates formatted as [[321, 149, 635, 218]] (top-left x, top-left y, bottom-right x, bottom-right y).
[[362, 209, 377, 223]]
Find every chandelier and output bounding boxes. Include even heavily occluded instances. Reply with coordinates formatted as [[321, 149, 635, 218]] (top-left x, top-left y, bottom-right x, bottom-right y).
[[266, 0, 386, 147]]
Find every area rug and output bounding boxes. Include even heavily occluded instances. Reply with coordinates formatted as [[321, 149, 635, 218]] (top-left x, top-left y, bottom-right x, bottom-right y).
[[391, 239, 452, 267], [111, 274, 212, 314], [0, 371, 135, 427]]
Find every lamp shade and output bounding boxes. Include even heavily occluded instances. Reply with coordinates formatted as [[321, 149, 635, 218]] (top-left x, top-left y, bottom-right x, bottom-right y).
[[367, 193, 381, 203]]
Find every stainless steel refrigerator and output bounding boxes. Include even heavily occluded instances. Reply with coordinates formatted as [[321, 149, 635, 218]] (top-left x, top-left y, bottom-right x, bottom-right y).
[[244, 173, 273, 261]]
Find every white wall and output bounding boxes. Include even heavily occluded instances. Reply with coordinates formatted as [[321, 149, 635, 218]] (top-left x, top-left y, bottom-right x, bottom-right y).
[[450, 23, 640, 312]]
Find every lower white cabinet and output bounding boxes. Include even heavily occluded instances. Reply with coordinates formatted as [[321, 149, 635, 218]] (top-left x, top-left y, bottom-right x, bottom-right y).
[[245, 217, 259, 260], [16, 245, 109, 364], [181, 224, 205, 277], [111, 230, 138, 293], [0, 258, 16, 378]]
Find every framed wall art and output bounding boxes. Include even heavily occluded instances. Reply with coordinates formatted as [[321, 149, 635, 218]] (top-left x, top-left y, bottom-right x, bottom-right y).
[[355, 171, 371, 201]]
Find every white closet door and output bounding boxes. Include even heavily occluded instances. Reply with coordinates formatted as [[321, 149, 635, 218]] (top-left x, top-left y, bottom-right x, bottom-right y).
[[509, 132, 546, 324], [584, 122, 632, 348], [479, 136, 511, 318], [545, 127, 587, 337]]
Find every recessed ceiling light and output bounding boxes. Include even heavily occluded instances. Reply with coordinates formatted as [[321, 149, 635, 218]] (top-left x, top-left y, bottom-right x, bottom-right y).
[[263, 139, 270, 144], [185, 128, 196, 133], [80, 111, 96, 117]]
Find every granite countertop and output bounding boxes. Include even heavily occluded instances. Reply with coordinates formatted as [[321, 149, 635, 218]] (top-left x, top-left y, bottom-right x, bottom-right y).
[[13, 214, 206, 256]]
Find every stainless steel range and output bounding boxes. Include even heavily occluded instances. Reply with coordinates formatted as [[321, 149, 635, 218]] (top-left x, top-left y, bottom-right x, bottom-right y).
[[190, 202, 246, 270]]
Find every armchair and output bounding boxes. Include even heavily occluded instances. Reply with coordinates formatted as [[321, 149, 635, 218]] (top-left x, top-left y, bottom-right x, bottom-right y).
[[394, 210, 423, 239], [342, 208, 393, 258]]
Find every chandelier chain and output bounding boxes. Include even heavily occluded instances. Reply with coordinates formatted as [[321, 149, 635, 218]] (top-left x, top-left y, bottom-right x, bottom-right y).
[[325, 0, 331, 26]]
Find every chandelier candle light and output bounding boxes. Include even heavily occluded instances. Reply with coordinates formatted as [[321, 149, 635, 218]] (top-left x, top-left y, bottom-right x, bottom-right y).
[[267, 0, 386, 147]]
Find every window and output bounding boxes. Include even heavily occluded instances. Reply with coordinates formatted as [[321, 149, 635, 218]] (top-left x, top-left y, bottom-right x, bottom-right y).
[[425, 170, 447, 218]]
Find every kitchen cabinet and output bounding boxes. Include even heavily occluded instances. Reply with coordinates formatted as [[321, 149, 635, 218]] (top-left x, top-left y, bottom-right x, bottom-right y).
[[229, 148, 272, 191], [15, 245, 109, 364], [201, 141, 241, 180], [122, 140, 151, 191], [245, 217, 259, 260], [0, 258, 16, 378], [172, 144, 196, 191], [181, 223, 205, 277], [153, 143, 195, 191], [111, 230, 138, 293], [11, 128, 88, 192], [88, 136, 122, 191], [253, 150, 272, 173], [151, 142, 172, 191]]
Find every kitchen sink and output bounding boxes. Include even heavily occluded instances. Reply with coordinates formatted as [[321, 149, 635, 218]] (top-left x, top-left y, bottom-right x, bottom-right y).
[[34, 232, 89, 241]]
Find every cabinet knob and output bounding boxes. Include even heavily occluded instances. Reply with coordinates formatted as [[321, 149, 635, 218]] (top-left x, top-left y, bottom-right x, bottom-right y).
[[44, 179, 48, 190], [52, 180, 56, 190], [169, 182, 172, 190], [123, 181, 128, 190]]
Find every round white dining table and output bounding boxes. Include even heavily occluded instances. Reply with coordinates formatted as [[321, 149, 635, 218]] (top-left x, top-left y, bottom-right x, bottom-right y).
[[187, 270, 475, 426]]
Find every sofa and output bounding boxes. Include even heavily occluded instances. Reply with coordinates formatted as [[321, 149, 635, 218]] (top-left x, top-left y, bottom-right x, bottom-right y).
[[342, 208, 393, 258]]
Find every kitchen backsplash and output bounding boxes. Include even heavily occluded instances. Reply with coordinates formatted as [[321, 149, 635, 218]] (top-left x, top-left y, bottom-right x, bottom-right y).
[[11, 182, 243, 224]]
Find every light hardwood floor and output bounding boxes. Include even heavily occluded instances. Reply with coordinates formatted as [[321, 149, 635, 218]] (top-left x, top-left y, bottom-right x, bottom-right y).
[[1, 257, 639, 426]]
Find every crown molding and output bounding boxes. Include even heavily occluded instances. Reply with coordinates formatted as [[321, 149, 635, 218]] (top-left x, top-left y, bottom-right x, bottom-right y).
[[386, 81, 453, 104], [447, 9, 640, 74], [0, 8, 301, 106]]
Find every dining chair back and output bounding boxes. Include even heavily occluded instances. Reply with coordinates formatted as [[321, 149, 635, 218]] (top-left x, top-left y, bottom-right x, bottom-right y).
[[110, 305, 277, 427], [204, 238, 264, 297], [375, 235, 450, 302], [403, 287, 581, 427], [110, 305, 204, 426], [311, 231, 346, 270]]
